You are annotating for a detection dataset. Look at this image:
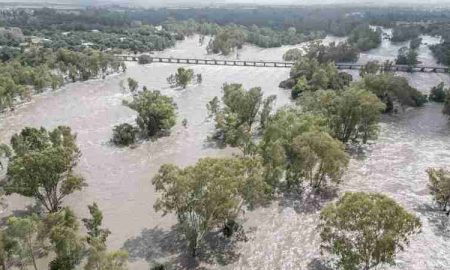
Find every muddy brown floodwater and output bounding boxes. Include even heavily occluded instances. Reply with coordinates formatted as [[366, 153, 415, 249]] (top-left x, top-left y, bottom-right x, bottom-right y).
[[1, 30, 450, 269]]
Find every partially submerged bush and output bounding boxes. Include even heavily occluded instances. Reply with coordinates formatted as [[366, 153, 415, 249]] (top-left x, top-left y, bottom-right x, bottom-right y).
[[429, 82, 448, 103], [112, 123, 138, 146]]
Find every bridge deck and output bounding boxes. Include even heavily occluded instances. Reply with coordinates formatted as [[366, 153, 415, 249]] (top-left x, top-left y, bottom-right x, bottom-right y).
[[116, 55, 449, 73]]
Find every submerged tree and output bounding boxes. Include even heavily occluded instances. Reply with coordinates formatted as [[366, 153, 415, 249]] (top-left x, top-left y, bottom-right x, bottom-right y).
[[359, 61, 380, 77], [427, 168, 450, 214], [259, 108, 328, 189], [319, 192, 421, 270], [127, 78, 138, 92], [5, 126, 86, 213], [167, 67, 194, 89], [123, 89, 177, 138], [280, 57, 352, 95], [45, 208, 85, 270], [111, 123, 138, 146], [292, 131, 349, 190], [356, 73, 426, 112], [429, 82, 448, 103], [83, 203, 128, 270], [283, 48, 303, 61], [207, 83, 276, 154], [396, 46, 418, 66], [4, 215, 44, 270], [153, 157, 268, 256], [300, 87, 385, 144]]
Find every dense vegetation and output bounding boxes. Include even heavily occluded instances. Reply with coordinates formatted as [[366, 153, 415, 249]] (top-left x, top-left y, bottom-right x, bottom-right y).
[[283, 41, 359, 63], [4, 126, 85, 213], [391, 25, 422, 42], [0, 48, 124, 111], [0, 127, 126, 270], [356, 73, 427, 112], [112, 81, 177, 146], [207, 25, 325, 55], [430, 42, 450, 66], [319, 192, 421, 270], [347, 25, 382, 51], [167, 67, 197, 89], [396, 46, 419, 66], [207, 83, 276, 155], [280, 57, 353, 99], [429, 82, 449, 103]]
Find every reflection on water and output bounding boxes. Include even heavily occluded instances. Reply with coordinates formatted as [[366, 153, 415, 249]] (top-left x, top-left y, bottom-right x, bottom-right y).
[[0, 34, 450, 269]]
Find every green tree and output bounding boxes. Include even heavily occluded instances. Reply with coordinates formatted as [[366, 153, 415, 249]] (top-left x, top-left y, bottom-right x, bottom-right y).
[[207, 27, 246, 55], [348, 25, 382, 51], [168, 68, 194, 89], [427, 168, 450, 214], [83, 203, 128, 270], [300, 87, 385, 144], [4, 215, 45, 270], [358, 73, 426, 111], [396, 47, 418, 66], [0, 231, 11, 270], [5, 127, 86, 213], [280, 57, 352, 94], [259, 108, 327, 188], [291, 77, 310, 99], [208, 83, 276, 154], [291, 131, 349, 190], [127, 78, 138, 92], [359, 61, 380, 77], [429, 82, 448, 103], [111, 123, 138, 146], [44, 208, 85, 270], [153, 157, 268, 256], [123, 89, 177, 138], [283, 48, 303, 61], [319, 192, 421, 270]]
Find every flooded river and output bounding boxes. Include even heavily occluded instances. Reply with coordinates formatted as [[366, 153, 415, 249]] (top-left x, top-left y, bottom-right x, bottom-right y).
[[1, 30, 450, 269]]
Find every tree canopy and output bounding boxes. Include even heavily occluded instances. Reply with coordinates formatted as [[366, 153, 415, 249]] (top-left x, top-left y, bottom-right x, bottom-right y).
[[319, 192, 421, 270], [356, 73, 426, 112], [123, 89, 177, 138], [153, 157, 269, 256], [208, 83, 276, 155], [427, 168, 450, 214], [5, 126, 86, 213], [299, 87, 385, 144], [167, 67, 195, 89], [347, 25, 382, 51]]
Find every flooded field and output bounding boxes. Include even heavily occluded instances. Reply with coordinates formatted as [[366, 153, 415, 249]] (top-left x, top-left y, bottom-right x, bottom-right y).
[[1, 32, 450, 269]]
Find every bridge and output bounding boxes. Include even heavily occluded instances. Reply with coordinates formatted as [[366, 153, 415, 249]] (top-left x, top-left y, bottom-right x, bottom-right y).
[[116, 55, 450, 73]]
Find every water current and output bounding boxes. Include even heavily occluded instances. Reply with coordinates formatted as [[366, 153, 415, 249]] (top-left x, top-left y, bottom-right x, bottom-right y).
[[1, 29, 450, 269]]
